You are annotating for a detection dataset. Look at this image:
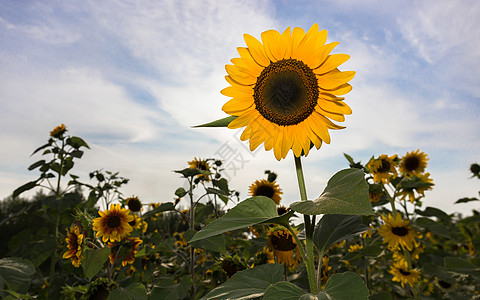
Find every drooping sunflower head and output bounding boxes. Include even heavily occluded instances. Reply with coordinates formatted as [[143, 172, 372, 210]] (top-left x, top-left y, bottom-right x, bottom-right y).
[[222, 24, 355, 160], [368, 154, 398, 183], [389, 261, 421, 288], [399, 149, 429, 176], [126, 196, 142, 212], [377, 214, 419, 251], [188, 157, 211, 181], [397, 172, 434, 203], [62, 224, 84, 267], [267, 227, 300, 269], [109, 237, 143, 267], [93, 204, 134, 243], [50, 124, 67, 138], [248, 179, 282, 205]]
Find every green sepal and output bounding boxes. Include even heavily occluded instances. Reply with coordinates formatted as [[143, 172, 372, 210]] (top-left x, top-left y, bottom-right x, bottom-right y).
[[194, 116, 237, 127], [290, 169, 373, 216]]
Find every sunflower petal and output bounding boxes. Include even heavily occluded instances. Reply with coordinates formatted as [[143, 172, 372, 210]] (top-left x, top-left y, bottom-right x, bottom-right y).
[[244, 34, 270, 67], [309, 113, 331, 144], [236, 47, 264, 75], [222, 97, 254, 115], [228, 109, 257, 129], [282, 27, 293, 58], [317, 69, 356, 90], [315, 53, 350, 75], [262, 29, 286, 62], [315, 106, 346, 122], [225, 65, 256, 86], [291, 27, 306, 58], [321, 83, 353, 95], [318, 99, 352, 115]]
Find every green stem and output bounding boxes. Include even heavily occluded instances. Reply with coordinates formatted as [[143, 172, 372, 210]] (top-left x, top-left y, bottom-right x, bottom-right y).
[[293, 156, 317, 294], [188, 178, 196, 300]]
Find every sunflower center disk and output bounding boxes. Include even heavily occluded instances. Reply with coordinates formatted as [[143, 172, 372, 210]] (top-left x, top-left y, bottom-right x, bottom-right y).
[[399, 269, 411, 276], [271, 232, 297, 251], [107, 215, 122, 229], [254, 59, 319, 126], [392, 226, 409, 237], [378, 160, 391, 173], [404, 157, 420, 172], [255, 185, 275, 198]]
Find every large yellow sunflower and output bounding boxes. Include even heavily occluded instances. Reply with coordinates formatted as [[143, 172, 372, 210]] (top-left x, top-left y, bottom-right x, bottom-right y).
[[399, 149, 429, 176], [377, 214, 419, 251], [93, 204, 134, 243], [62, 224, 84, 267], [222, 24, 355, 160], [389, 261, 421, 288], [249, 179, 282, 205], [267, 227, 300, 269]]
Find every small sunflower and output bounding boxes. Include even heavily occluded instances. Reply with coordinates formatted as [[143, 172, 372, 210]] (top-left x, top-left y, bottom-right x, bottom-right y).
[[188, 157, 211, 181], [368, 154, 398, 183], [389, 261, 421, 288], [249, 179, 282, 205], [50, 124, 67, 138], [399, 149, 429, 176], [398, 172, 434, 203], [62, 224, 84, 267], [109, 237, 143, 267], [93, 204, 134, 243], [222, 24, 355, 160], [129, 214, 148, 233], [377, 214, 419, 251], [267, 227, 300, 269], [393, 246, 424, 264], [348, 244, 363, 252], [126, 196, 142, 212]]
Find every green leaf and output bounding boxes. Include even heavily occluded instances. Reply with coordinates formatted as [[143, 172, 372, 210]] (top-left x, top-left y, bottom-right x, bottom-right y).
[[28, 160, 46, 171], [213, 178, 230, 194], [12, 181, 38, 198], [455, 197, 479, 204], [291, 169, 373, 216], [174, 187, 187, 198], [108, 283, 147, 300], [0, 258, 35, 295], [194, 116, 237, 127], [263, 281, 314, 300], [189, 234, 226, 255], [313, 214, 369, 255], [358, 245, 382, 257], [414, 217, 451, 238], [317, 272, 369, 300], [67, 136, 90, 149], [31, 142, 51, 156], [189, 196, 285, 243], [206, 187, 228, 196], [200, 264, 284, 300], [70, 150, 84, 158], [415, 206, 451, 223], [150, 276, 193, 300], [142, 202, 175, 218], [174, 168, 210, 178], [444, 257, 480, 277], [82, 247, 110, 281], [369, 292, 393, 300]]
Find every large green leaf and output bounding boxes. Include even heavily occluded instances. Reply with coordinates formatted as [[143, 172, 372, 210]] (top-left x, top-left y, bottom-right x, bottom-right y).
[[263, 281, 315, 300], [444, 257, 480, 279], [189, 196, 288, 243], [142, 202, 175, 218], [0, 258, 35, 296], [290, 169, 373, 216], [317, 272, 369, 300], [313, 215, 369, 255], [82, 247, 110, 281], [189, 233, 227, 255], [150, 276, 193, 300], [200, 263, 284, 300], [414, 217, 451, 238], [194, 116, 237, 127], [108, 283, 147, 300]]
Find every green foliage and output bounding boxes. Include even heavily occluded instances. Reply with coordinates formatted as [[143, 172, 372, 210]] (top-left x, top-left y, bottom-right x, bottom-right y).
[[290, 169, 373, 216], [193, 116, 237, 127], [0, 258, 35, 297], [82, 248, 111, 281]]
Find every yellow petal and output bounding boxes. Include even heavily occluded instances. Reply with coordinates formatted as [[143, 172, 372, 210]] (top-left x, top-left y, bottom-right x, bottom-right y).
[[315, 106, 346, 122], [315, 53, 350, 75], [291, 27, 306, 57], [262, 29, 286, 62], [281, 126, 294, 158], [228, 109, 258, 129], [320, 83, 353, 95], [319, 92, 345, 102], [296, 29, 328, 66], [318, 99, 352, 115], [317, 113, 345, 129], [263, 122, 278, 151], [236, 47, 264, 76], [225, 65, 257, 86], [317, 69, 356, 89], [282, 27, 293, 58], [244, 34, 270, 67], [222, 97, 254, 115], [308, 113, 331, 144]]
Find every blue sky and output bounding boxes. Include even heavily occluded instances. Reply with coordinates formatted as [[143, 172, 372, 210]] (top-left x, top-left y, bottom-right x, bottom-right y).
[[1, 0, 479, 215]]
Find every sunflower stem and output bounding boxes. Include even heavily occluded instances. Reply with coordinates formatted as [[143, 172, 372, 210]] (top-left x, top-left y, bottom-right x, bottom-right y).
[[293, 156, 317, 294]]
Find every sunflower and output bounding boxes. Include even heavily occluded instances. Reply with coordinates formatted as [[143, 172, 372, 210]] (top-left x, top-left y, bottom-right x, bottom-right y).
[[377, 214, 419, 251], [93, 204, 134, 243], [267, 227, 300, 269], [389, 261, 421, 288], [126, 196, 142, 212], [320, 256, 332, 284], [399, 149, 429, 176], [249, 179, 282, 205], [348, 244, 363, 252], [109, 237, 143, 267], [129, 214, 148, 233], [393, 246, 424, 264], [222, 24, 355, 160], [368, 154, 398, 183], [62, 224, 84, 267], [50, 124, 67, 138], [188, 157, 211, 181], [398, 172, 434, 203]]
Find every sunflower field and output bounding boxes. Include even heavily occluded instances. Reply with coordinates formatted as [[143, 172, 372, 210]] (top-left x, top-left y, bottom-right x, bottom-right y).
[[1, 24, 480, 300]]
